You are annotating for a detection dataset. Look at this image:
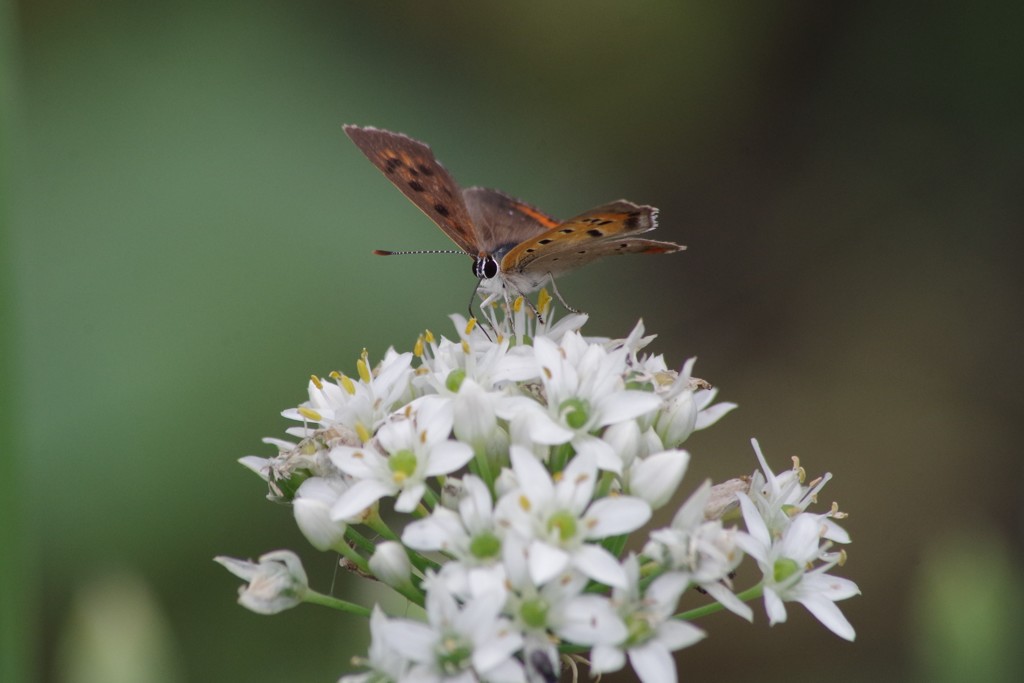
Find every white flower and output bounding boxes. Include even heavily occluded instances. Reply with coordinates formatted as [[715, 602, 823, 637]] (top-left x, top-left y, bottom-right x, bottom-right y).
[[340, 606, 411, 683], [283, 349, 415, 443], [292, 477, 353, 551], [500, 333, 662, 473], [624, 449, 691, 509], [494, 447, 651, 588], [735, 494, 859, 640], [402, 475, 507, 598], [590, 555, 705, 683], [369, 541, 414, 592], [652, 357, 737, 448], [381, 579, 525, 683], [329, 398, 473, 517], [452, 379, 509, 459], [745, 439, 849, 543], [502, 534, 626, 648], [644, 481, 751, 621], [214, 550, 308, 615]]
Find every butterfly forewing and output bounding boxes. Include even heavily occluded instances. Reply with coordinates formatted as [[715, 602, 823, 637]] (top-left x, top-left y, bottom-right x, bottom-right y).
[[462, 187, 559, 254], [344, 125, 478, 255], [500, 201, 683, 276]]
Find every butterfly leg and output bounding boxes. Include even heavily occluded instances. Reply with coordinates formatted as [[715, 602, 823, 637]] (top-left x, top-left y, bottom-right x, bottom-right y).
[[546, 274, 584, 316], [468, 282, 495, 341]]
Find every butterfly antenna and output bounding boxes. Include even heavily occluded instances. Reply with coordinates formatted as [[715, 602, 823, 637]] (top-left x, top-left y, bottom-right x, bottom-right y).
[[373, 249, 465, 256]]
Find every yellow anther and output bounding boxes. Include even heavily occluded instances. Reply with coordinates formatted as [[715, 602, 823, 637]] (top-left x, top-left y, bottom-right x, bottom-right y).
[[355, 423, 371, 443], [414, 336, 424, 357], [513, 296, 524, 313], [465, 318, 477, 334], [424, 329, 435, 343], [298, 407, 322, 421], [357, 356, 372, 383], [415, 366, 429, 376], [339, 374, 357, 394], [461, 339, 470, 354], [310, 375, 323, 390], [518, 494, 531, 512], [537, 288, 552, 314], [329, 370, 342, 380]]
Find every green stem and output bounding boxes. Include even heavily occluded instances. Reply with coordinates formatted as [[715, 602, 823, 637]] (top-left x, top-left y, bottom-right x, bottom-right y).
[[333, 538, 370, 575], [473, 449, 495, 490], [676, 584, 764, 620], [303, 589, 371, 617], [345, 526, 376, 556], [551, 443, 574, 473]]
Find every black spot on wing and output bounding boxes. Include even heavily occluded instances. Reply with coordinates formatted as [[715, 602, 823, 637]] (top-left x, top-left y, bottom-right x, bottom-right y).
[[408, 180, 425, 192], [417, 164, 435, 176], [434, 203, 450, 217], [538, 238, 553, 245], [587, 229, 603, 237]]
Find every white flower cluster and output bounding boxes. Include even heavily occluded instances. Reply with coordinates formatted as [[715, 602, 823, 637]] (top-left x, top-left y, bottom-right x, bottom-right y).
[[221, 301, 859, 683]]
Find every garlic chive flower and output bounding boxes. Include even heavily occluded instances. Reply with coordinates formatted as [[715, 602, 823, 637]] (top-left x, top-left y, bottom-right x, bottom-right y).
[[220, 302, 859, 682]]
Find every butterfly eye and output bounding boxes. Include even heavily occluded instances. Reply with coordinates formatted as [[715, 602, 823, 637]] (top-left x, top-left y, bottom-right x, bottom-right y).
[[473, 256, 499, 280]]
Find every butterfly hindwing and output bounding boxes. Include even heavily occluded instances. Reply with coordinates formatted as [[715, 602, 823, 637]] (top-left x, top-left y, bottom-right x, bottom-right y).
[[462, 187, 559, 254], [344, 125, 478, 255], [499, 201, 684, 277]]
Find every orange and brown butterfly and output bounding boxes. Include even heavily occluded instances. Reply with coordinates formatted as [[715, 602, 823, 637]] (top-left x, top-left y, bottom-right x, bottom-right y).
[[343, 124, 685, 311]]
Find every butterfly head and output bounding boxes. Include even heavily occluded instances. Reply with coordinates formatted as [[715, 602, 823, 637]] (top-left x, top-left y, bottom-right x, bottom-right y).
[[472, 254, 500, 281]]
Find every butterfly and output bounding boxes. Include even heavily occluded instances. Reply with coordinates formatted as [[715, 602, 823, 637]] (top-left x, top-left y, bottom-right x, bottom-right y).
[[344, 125, 685, 317]]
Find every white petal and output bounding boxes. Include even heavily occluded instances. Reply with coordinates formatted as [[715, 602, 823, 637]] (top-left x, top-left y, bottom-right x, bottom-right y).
[[763, 587, 788, 626], [737, 493, 771, 549], [329, 446, 382, 479], [628, 640, 677, 683], [380, 619, 437, 663], [655, 619, 706, 651], [588, 644, 626, 674], [571, 544, 628, 588], [584, 497, 651, 538], [572, 433, 622, 474], [401, 508, 464, 551], [331, 479, 393, 520], [510, 447, 554, 504], [596, 391, 662, 426], [645, 571, 688, 613], [700, 582, 754, 622], [798, 594, 856, 641], [424, 440, 474, 476], [557, 594, 627, 646], [558, 450, 598, 513], [629, 450, 689, 508], [695, 400, 737, 429], [528, 541, 570, 585], [395, 483, 426, 513]]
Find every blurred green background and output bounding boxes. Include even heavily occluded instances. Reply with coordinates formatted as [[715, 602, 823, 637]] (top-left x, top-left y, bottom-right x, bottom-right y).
[[3, 2, 1023, 682]]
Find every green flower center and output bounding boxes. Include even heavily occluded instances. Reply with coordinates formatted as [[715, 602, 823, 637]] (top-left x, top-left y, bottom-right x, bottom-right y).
[[437, 633, 472, 674], [520, 597, 549, 629], [388, 449, 417, 483], [547, 510, 578, 542], [559, 398, 590, 430], [446, 369, 467, 393], [469, 531, 501, 560], [625, 612, 654, 645], [773, 557, 801, 584]]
